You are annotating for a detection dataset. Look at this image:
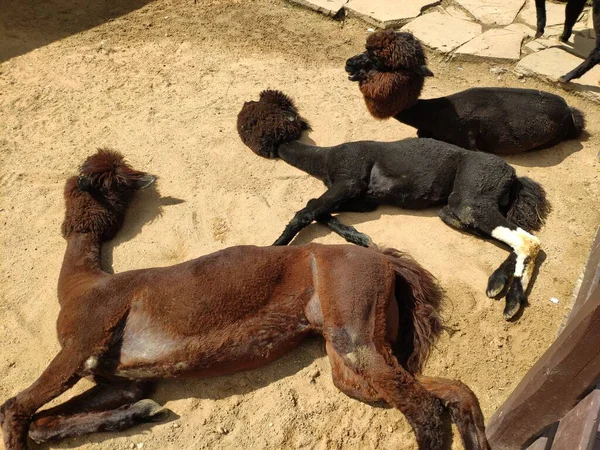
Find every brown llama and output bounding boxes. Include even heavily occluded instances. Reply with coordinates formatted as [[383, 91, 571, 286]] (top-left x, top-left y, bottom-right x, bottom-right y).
[[345, 30, 586, 155], [0, 149, 490, 450]]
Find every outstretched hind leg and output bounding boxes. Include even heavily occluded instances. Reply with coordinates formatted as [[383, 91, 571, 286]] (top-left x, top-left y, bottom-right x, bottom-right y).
[[417, 376, 490, 450], [325, 341, 381, 403], [445, 198, 540, 319], [29, 380, 166, 443], [327, 337, 443, 449]]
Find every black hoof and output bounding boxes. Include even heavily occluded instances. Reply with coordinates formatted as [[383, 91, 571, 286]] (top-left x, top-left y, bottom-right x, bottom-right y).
[[353, 233, 373, 248], [503, 282, 526, 320], [558, 75, 571, 83], [133, 399, 170, 422], [534, 31, 543, 39], [486, 268, 510, 299]]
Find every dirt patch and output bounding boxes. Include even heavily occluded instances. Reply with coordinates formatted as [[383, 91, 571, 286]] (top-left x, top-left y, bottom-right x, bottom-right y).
[[1, 1, 599, 449]]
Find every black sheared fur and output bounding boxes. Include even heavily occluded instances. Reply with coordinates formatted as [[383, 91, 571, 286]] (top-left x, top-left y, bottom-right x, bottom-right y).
[[237, 90, 551, 320], [394, 88, 586, 155]]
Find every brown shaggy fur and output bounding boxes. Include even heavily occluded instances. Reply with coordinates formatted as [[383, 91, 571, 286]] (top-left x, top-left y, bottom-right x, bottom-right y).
[[382, 248, 444, 374], [0, 150, 490, 450], [365, 30, 428, 70], [360, 71, 425, 119], [350, 30, 429, 118], [61, 149, 154, 240], [237, 90, 309, 157]]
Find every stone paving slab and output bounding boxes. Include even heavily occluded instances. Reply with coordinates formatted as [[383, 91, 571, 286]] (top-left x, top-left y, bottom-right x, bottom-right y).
[[455, 28, 526, 61], [345, 0, 441, 28], [288, 0, 347, 17], [402, 11, 482, 53], [518, 0, 567, 30], [516, 48, 600, 102], [454, 0, 525, 26], [444, 5, 474, 21]]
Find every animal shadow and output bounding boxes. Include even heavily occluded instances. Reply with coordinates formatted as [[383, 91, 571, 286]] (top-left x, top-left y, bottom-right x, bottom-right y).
[[101, 185, 185, 274]]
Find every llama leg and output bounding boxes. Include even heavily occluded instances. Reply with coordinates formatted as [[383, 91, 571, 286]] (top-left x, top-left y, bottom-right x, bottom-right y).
[[416, 376, 490, 450], [273, 181, 365, 246], [535, 0, 547, 37], [325, 341, 381, 403], [559, 46, 600, 81], [561, 0, 587, 41], [446, 200, 540, 319], [29, 399, 167, 443], [317, 214, 373, 247], [358, 345, 444, 450], [32, 379, 153, 420], [0, 350, 83, 450], [486, 252, 517, 298]]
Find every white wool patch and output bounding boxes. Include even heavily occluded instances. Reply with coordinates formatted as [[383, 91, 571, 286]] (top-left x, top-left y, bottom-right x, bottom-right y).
[[492, 226, 540, 288], [84, 356, 98, 370]]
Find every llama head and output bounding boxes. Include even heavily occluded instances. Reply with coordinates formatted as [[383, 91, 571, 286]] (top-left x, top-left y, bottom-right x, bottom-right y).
[[237, 90, 310, 158], [61, 148, 156, 240], [345, 31, 433, 118]]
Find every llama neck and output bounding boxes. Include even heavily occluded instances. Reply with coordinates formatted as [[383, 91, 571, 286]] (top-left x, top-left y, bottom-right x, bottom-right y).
[[278, 141, 329, 180], [58, 233, 105, 301], [393, 99, 434, 129]]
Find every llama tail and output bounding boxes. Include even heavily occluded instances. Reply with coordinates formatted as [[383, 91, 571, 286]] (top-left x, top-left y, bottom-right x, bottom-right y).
[[381, 248, 444, 374], [416, 376, 491, 450], [507, 177, 551, 232], [568, 106, 586, 138]]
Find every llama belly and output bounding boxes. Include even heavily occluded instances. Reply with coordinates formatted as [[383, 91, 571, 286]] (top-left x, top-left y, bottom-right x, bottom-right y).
[[113, 307, 313, 379], [367, 164, 447, 209]]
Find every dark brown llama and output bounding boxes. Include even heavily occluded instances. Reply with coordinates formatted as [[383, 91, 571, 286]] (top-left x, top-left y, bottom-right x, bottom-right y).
[[0, 149, 490, 450], [345, 30, 586, 155]]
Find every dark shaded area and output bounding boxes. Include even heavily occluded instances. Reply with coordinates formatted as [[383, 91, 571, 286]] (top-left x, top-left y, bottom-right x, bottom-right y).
[[0, 0, 154, 63]]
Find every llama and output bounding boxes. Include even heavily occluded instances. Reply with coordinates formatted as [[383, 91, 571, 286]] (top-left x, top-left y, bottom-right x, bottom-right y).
[[535, 0, 599, 82], [345, 30, 586, 155], [0, 149, 490, 450], [237, 90, 551, 320]]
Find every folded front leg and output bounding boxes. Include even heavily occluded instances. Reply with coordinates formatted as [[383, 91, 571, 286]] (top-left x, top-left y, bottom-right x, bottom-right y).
[[317, 214, 373, 247], [273, 181, 366, 246]]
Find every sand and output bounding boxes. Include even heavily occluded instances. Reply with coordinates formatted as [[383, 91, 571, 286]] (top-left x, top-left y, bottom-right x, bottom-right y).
[[0, 0, 599, 449]]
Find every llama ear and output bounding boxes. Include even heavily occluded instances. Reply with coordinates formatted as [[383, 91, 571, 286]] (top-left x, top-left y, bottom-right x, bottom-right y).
[[413, 65, 434, 77], [77, 175, 92, 191], [132, 174, 156, 190]]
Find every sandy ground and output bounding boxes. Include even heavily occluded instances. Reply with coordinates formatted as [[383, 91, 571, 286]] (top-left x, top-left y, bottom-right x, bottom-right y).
[[1, 0, 599, 449]]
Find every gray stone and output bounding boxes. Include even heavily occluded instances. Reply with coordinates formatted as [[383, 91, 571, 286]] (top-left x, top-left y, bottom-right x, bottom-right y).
[[518, 0, 566, 30], [455, 28, 525, 61], [289, 0, 347, 16], [402, 11, 482, 53], [516, 48, 600, 103], [345, 0, 441, 28], [454, 0, 525, 26]]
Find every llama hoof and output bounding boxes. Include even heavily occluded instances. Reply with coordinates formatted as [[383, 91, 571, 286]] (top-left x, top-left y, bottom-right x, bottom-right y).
[[558, 75, 571, 83], [503, 283, 526, 320], [133, 399, 170, 422], [486, 269, 509, 299], [534, 31, 543, 39]]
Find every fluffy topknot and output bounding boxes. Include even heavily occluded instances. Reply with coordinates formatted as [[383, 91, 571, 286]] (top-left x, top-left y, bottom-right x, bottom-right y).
[[237, 90, 309, 158], [78, 148, 153, 192], [346, 31, 433, 119], [365, 30, 428, 70], [61, 148, 155, 240]]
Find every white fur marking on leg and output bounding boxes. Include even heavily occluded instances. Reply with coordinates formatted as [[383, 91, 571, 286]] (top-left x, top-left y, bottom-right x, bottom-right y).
[[492, 226, 540, 289], [84, 356, 98, 370]]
